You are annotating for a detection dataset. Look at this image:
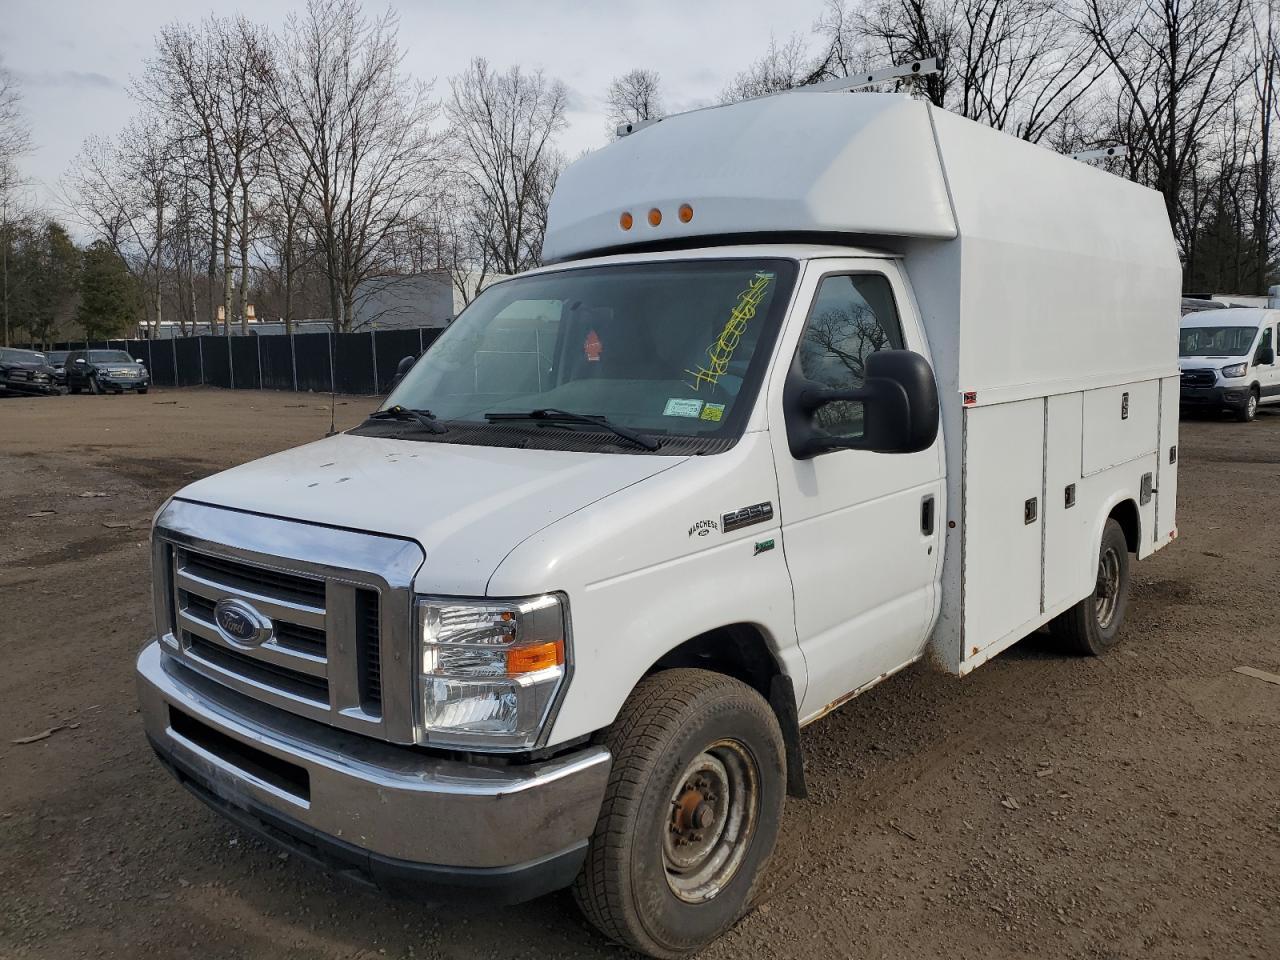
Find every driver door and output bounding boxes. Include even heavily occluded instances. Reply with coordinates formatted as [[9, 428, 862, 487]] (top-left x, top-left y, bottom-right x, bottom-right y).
[[767, 259, 944, 720]]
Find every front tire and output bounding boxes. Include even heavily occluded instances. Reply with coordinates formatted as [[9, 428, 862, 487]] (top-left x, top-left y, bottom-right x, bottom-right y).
[[1049, 518, 1131, 656], [1236, 390, 1259, 422], [573, 669, 786, 958]]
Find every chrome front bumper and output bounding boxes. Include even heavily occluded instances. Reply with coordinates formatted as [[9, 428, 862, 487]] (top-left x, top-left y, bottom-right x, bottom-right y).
[[137, 641, 611, 901]]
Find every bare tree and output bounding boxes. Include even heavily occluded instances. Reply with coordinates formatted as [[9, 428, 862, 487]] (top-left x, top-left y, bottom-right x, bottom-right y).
[[271, 0, 443, 331], [719, 35, 821, 102], [64, 114, 172, 336], [606, 69, 664, 134], [446, 58, 567, 277], [1076, 0, 1252, 273], [1, 58, 33, 345]]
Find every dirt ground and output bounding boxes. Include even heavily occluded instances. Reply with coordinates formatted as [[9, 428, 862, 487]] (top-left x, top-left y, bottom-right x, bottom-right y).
[[1, 386, 1277, 960]]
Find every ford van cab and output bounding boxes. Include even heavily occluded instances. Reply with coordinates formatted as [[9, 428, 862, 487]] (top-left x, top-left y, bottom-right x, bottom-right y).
[[1179, 308, 1280, 421], [136, 90, 1180, 957]]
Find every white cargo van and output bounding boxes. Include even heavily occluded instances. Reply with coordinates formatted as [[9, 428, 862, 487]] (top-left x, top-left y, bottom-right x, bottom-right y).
[[1179, 308, 1280, 420], [137, 92, 1180, 957]]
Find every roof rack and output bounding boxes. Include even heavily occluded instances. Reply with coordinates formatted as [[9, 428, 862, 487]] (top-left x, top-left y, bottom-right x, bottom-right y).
[[615, 57, 942, 139]]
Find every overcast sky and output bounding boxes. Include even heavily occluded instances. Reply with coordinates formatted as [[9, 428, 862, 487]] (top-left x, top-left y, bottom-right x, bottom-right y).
[[2, 0, 829, 214]]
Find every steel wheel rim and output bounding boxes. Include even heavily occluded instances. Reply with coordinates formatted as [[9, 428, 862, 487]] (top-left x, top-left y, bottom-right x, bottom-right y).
[[1248, 394, 1258, 418], [662, 738, 759, 903], [1095, 546, 1121, 629]]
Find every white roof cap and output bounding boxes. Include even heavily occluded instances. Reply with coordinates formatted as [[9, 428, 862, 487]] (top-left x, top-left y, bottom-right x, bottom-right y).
[[543, 92, 956, 262]]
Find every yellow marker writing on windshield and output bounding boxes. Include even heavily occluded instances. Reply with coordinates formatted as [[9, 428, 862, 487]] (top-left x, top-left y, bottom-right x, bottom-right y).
[[686, 273, 774, 391]]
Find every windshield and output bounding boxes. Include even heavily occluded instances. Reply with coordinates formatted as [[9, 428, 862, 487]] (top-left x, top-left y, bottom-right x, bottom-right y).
[[0, 348, 45, 363], [88, 350, 135, 363], [383, 259, 797, 448], [1180, 326, 1257, 357]]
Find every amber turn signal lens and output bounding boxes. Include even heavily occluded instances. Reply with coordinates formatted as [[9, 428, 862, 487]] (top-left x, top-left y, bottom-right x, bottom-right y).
[[678, 203, 694, 223], [619, 211, 633, 230], [505, 640, 565, 675], [647, 208, 662, 227]]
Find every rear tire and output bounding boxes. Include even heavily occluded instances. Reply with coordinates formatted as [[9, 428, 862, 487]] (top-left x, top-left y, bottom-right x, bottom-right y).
[[573, 669, 786, 959], [1049, 518, 1131, 656], [1236, 390, 1259, 422]]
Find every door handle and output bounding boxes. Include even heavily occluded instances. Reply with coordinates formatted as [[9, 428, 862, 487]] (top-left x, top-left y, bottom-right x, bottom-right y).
[[921, 495, 935, 536]]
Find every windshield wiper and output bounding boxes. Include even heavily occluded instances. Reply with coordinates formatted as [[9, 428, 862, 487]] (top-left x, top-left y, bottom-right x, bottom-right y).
[[484, 408, 661, 451], [363, 405, 447, 434]]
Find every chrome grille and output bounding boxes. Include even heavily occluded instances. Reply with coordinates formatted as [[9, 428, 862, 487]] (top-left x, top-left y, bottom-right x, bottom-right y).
[[175, 547, 335, 708], [153, 500, 424, 744]]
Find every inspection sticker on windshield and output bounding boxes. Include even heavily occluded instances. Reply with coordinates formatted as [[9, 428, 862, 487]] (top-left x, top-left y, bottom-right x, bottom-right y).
[[700, 403, 725, 422], [664, 397, 704, 418]]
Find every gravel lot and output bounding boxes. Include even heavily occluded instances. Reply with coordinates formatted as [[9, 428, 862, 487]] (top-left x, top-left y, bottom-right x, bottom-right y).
[[1, 387, 1278, 960]]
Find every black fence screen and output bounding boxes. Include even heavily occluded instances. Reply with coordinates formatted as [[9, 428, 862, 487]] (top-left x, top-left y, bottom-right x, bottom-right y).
[[17, 327, 447, 397], [260, 336, 295, 391]]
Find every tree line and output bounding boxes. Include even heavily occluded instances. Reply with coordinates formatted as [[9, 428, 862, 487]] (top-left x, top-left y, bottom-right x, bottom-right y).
[[1, 0, 1277, 347]]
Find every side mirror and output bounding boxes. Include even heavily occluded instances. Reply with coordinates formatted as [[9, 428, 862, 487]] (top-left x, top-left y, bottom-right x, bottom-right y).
[[1257, 346, 1275, 366], [784, 349, 939, 459], [134, 357, 145, 364], [74, 358, 86, 365], [390, 354, 417, 390]]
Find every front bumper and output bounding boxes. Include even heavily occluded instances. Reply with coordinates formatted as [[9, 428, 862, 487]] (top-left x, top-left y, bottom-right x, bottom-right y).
[[137, 641, 611, 903], [0, 376, 59, 396], [102, 376, 148, 389], [1180, 384, 1250, 408]]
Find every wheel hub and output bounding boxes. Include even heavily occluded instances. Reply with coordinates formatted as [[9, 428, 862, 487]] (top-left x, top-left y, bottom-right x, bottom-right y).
[[661, 740, 759, 903], [1095, 546, 1121, 629]]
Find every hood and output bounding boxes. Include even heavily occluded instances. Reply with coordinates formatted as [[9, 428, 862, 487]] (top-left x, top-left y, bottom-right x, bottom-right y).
[[176, 432, 688, 595], [1178, 355, 1244, 369]]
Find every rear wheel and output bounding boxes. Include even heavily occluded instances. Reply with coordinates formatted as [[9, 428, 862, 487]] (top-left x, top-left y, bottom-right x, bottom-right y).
[[573, 669, 786, 958], [1049, 518, 1131, 656]]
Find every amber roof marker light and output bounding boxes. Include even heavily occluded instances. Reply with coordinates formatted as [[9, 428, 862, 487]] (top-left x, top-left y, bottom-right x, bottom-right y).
[[647, 208, 662, 227], [619, 211, 633, 230], [678, 203, 694, 223]]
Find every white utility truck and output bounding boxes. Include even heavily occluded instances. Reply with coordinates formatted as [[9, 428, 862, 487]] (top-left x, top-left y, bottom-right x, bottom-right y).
[[1179, 307, 1279, 420], [137, 91, 1180, 957]]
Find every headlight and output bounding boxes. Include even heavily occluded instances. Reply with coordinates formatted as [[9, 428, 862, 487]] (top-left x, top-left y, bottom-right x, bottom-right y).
[[1221, 362, 1248, 379], [415, 593, 568, 749]]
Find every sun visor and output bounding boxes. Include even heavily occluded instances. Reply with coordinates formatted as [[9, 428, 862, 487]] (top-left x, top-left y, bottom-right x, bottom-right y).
[[543, 92, 957, 262]]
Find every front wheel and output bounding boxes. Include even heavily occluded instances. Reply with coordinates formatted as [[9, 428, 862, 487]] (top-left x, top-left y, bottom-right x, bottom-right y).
[[137, 387, 148, 394], [1049, 518, 1131, 656], [1236, 390, 1259, 422], [573, 669, 786, 958]]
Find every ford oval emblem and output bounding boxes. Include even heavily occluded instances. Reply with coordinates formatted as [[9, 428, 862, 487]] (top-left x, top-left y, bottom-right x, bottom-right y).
[[213, 597, 274, 648]]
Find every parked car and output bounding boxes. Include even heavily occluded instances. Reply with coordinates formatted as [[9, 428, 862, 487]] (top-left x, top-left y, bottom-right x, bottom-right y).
[[0, 347, 60, 396], [137, 90, 1180, 957], [1179, 308, 1279, 421], [65, 349, 150, 394], [43, 349, 70, 387]]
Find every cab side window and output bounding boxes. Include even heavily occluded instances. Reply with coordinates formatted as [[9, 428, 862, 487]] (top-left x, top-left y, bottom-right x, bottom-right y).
[[796, 274, 904, 439], [1257, 326, 1274, 364]]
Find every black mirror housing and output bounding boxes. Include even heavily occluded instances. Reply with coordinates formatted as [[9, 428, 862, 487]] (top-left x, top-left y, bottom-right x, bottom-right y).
[[389, 354, 417, 390], [1257, 346, 1275, 366], [785, 349, 939, 459]]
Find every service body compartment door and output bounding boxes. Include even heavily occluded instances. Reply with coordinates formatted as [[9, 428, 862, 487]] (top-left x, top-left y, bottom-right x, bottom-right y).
[[962, 398, 1044, 657], [1155, 374, 1180, 545]]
